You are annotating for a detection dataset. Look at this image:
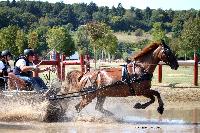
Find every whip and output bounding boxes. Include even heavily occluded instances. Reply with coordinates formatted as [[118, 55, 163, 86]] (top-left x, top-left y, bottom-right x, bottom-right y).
[[37, 40, 63, 66]]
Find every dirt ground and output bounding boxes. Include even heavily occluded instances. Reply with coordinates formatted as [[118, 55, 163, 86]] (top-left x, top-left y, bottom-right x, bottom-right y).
[[151, 83, 200, 108]]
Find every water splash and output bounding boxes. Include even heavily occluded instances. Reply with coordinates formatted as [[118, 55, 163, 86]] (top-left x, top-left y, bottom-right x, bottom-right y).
[[0, 95, 49, 122]]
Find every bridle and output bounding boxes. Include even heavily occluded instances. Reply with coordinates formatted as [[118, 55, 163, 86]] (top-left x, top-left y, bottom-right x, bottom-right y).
[[157, 44, 174, 66]]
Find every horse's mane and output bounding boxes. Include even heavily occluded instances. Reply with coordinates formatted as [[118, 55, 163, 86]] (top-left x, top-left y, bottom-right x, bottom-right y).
[[133, 42, 161, 60]]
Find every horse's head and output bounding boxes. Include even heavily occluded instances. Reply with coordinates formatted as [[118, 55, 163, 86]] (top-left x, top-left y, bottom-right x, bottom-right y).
[[157, 40, 179, 70]]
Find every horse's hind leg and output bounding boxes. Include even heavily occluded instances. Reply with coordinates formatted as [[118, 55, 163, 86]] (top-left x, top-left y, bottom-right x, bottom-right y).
[[95, 96, 114, 116], [151, 90, 164, 114]]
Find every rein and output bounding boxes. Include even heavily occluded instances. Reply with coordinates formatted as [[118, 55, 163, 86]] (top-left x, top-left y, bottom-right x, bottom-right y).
[[49, 80, 128, 100], [120, 61, 167, 67]]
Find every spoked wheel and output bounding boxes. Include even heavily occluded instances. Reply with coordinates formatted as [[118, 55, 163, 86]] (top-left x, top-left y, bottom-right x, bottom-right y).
[[43, 99, 65, 122], [43, 86, 65, 122]]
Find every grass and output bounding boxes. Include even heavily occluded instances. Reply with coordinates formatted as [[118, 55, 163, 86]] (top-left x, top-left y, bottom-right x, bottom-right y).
[[152, 65, 199, 86], [114, 32, 151, 43]]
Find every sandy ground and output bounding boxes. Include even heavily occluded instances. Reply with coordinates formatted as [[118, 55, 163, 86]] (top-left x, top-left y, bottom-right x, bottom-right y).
[[152, 83, 200, 108]]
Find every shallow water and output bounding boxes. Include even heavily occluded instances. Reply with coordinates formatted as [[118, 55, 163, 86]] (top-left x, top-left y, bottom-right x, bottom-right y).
[[0, 96, 200, 133]]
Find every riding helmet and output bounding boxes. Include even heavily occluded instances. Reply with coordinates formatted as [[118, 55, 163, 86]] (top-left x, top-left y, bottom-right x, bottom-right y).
[[24, 49, 35, 56], [1, 50, 12, 57]]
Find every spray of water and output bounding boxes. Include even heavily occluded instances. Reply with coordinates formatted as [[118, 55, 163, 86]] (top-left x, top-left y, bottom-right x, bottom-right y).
[[0, 95, 49, 122]]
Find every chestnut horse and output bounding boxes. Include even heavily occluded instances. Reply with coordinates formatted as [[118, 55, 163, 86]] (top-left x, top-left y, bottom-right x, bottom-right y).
[[61, 40, 179, 115]]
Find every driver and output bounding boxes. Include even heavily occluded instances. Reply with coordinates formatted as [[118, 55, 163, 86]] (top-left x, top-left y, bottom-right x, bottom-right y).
[[13, 49, 50, 92]]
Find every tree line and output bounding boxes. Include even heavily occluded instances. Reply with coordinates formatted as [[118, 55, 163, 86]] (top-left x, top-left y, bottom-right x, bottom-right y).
[[0, 0, 199, 60]]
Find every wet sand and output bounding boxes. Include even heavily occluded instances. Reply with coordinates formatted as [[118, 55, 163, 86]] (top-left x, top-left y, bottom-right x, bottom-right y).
[[0, 83, 200, 133]]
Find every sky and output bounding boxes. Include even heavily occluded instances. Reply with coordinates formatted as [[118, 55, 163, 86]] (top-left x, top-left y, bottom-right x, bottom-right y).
[[38, 0, 200, 10]]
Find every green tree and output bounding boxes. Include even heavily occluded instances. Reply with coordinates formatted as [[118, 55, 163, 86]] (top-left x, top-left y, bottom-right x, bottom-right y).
[[52, 2, 65, 15], [0, 25, 19, 55], [151, 8, 166, 23], [178, 17, 200, 57], [116, 3, 125, 16], [46, 26, 75, 57], [86, 21, 117, 65], [143, 7, 152, 23], [72, 3, 90, 25], [28, 31, 39, 50], [96, 33, 118, 61], [151, 22, 169, 43], [92, 11, 109, 23], [74, 25, 90, 55], [58, 6, 79, 29], [172, 17, 184, 38], [86, 2, 98, 19], [16, 29, 28, 55], [34, 26, 49, 55]]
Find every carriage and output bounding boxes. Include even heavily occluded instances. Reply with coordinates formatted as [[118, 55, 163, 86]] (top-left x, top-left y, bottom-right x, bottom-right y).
[[0, 40, 179, 121]]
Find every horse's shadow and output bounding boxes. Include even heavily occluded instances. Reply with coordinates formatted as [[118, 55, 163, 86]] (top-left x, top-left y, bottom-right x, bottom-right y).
[[160, 83, 198, 88], [96, 108, 114, 117]]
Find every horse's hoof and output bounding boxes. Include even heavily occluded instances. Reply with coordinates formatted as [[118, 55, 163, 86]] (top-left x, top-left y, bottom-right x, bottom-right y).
[[157, 106, 164, 114], [134, 103, 142, 109]]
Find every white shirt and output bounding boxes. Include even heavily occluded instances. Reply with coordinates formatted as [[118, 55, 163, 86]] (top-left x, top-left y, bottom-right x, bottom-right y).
[[0, 61, 5, 70], [15, 59, 34, 69]]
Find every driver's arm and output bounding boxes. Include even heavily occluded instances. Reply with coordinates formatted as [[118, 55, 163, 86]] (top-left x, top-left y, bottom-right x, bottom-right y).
[[16, 59, 37, 72], [20, 65, 37, 72]]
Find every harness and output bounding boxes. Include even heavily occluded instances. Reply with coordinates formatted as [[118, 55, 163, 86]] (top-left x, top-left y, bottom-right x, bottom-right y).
[[69, 61, 153, 98], [121, 62, 153, 95], [13, 56, 33, 77]]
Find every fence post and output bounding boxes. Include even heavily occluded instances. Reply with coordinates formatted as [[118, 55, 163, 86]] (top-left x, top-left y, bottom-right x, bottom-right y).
[[158, 64, 162, 83], [80, 54, 85, 73], [194, 51, 198, 86], [56, 53, 61, 80], [61, 54, 65, 81], [85, 54, 90, 72]]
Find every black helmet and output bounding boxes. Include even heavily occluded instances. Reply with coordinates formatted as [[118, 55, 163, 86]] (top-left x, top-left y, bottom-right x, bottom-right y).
[[1, 50, 12, 57], [24, 49, 35, 56]]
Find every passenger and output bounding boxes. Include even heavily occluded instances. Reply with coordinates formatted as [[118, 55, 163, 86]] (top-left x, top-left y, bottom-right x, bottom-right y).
[[0, 51, 4, 90], [0, 50, 12, 90], [13, 49, 50, 92]]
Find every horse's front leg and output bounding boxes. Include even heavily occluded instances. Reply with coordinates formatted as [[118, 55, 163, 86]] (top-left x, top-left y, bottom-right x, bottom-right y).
[[134, 94, 155, 109], [95, 96, 114, 116], [151, 89, 164, 114], [133, 89, 164, 115]]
